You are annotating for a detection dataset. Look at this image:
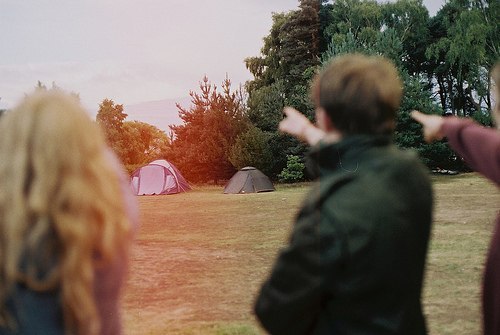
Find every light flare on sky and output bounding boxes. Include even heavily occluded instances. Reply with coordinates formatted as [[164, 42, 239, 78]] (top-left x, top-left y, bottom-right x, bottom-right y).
[[0, 0, 445, 117]]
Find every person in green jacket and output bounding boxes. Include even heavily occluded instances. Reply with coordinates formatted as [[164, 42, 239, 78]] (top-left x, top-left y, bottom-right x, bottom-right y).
[[254, 53, 433, 335]]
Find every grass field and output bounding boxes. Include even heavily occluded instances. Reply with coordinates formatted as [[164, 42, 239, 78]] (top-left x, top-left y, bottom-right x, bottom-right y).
[[122, 173, 499, 335]]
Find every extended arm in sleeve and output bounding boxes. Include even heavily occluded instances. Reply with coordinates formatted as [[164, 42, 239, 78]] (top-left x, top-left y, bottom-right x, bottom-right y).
[[442, 118, 500, 185]]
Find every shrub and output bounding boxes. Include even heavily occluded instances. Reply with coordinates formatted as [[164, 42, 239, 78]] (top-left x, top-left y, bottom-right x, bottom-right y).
[[278, 155, 305, 183]]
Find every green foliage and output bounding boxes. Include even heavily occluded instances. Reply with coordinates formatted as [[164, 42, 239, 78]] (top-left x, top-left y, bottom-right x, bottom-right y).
[[96, 99, 129, 161], [246, 81, 285, 132], [96, 99, 171, 170], [396, 72, 439, 141], [395, 72, 461, 170], [416, 141, 463, 170], [381, 0, 431, 75], [96, 98, 127, 131], [278, 155, 305, 183], [243, 1, 324, 180], [242, 0, 498, 172], [245, 0, 321, 117], [268, 132, 307, 181], [426, 0, 498, 115], [320, 4, 452, 170], [121, 121, 170, 166], [471, 110, 493, 127], [244, 12, 290, 91], [228, 126, 273, 176], [169, 76, 249, 184], [285, 66, 317, 119], [322, 27, 403, 66], [324, 0, 383, 42], [279, 0, 321, 105]]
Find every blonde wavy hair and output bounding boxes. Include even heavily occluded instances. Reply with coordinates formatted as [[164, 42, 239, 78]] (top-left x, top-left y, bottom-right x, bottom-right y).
[[0, 90, 132, 334]]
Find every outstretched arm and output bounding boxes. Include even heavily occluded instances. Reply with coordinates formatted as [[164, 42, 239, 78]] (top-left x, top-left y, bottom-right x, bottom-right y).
[[411, 110, 500, 184], [410, 111, 445, 142], [279, 107, 325, 146]]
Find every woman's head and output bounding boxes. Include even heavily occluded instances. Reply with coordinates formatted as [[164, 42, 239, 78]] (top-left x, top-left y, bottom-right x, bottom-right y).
[[0, 90, 131, 335], [312, 53, 402, 136], [0, 90, 107, 207]]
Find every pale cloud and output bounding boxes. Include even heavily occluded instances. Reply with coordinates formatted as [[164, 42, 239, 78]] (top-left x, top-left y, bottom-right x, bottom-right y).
[[1, 0, 445, 113], [0, 59, 246, 112], [0, 1, 299, 111]]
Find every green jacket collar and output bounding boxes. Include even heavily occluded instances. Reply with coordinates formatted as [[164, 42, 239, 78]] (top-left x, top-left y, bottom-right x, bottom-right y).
[[308, 134, 393, 177]]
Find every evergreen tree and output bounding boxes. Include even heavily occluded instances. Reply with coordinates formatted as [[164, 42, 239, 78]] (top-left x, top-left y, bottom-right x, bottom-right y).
[[169, 76, 249, 184], [246, 80, 285, 132], [279, 0, 321, 115], [242, 0, 498, 173], [245, 0, 322, 118], [228, 125, 274, 176], [321, 1, 458, 170], [244, 0, 325, 180]]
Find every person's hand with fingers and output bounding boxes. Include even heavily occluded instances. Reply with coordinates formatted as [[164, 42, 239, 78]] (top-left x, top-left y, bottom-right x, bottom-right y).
[[279, 107, 311, 139], [279, 107, 325, 146], [410, 110, 445, 143]]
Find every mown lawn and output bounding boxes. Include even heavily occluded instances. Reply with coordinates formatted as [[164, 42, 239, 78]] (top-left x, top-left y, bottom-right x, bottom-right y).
[[122, 173, 499, 335]]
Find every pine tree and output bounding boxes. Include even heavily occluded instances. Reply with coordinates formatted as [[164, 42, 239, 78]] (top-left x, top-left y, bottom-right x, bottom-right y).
[[169, 76, 249, 184]]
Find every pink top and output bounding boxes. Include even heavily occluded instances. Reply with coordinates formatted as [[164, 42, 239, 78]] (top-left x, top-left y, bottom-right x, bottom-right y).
[[441, 117, 500, 184], [441, 117, 499, 335]]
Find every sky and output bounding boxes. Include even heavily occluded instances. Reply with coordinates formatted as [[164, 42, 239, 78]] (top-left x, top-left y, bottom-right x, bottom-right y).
[[0, 0, 446, 114]]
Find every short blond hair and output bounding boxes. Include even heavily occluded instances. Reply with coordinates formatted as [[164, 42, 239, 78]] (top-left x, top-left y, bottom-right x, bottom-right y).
[[312, 53, 402, 135]]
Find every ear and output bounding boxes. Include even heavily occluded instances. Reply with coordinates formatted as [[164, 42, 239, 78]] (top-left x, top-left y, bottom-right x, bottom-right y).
[[315, 107, 333, 131]]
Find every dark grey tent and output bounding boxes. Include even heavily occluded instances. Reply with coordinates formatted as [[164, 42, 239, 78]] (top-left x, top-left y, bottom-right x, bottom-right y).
[[223, 167, 275, 194]]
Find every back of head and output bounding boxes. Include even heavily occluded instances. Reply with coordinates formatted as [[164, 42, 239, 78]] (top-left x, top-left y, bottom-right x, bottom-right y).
[[0, 90, 104, 190], [313, 53, 402, 136], [0, 90, 129, 335], [0, 90, 105, 215]]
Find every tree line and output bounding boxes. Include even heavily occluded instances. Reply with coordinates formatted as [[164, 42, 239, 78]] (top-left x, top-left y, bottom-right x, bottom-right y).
[[37, 0, 499, 183], [239, 0, 498, 179], [163, 0, 497, 183]]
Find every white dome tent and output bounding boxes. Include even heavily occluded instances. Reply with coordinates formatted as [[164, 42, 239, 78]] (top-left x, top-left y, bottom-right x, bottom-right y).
[[130, 159, 191, 195]]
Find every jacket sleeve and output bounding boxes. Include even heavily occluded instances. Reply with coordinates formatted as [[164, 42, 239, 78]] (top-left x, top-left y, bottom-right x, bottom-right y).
[[254, 206, 340, 335], [441, 117, 500, 185]]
